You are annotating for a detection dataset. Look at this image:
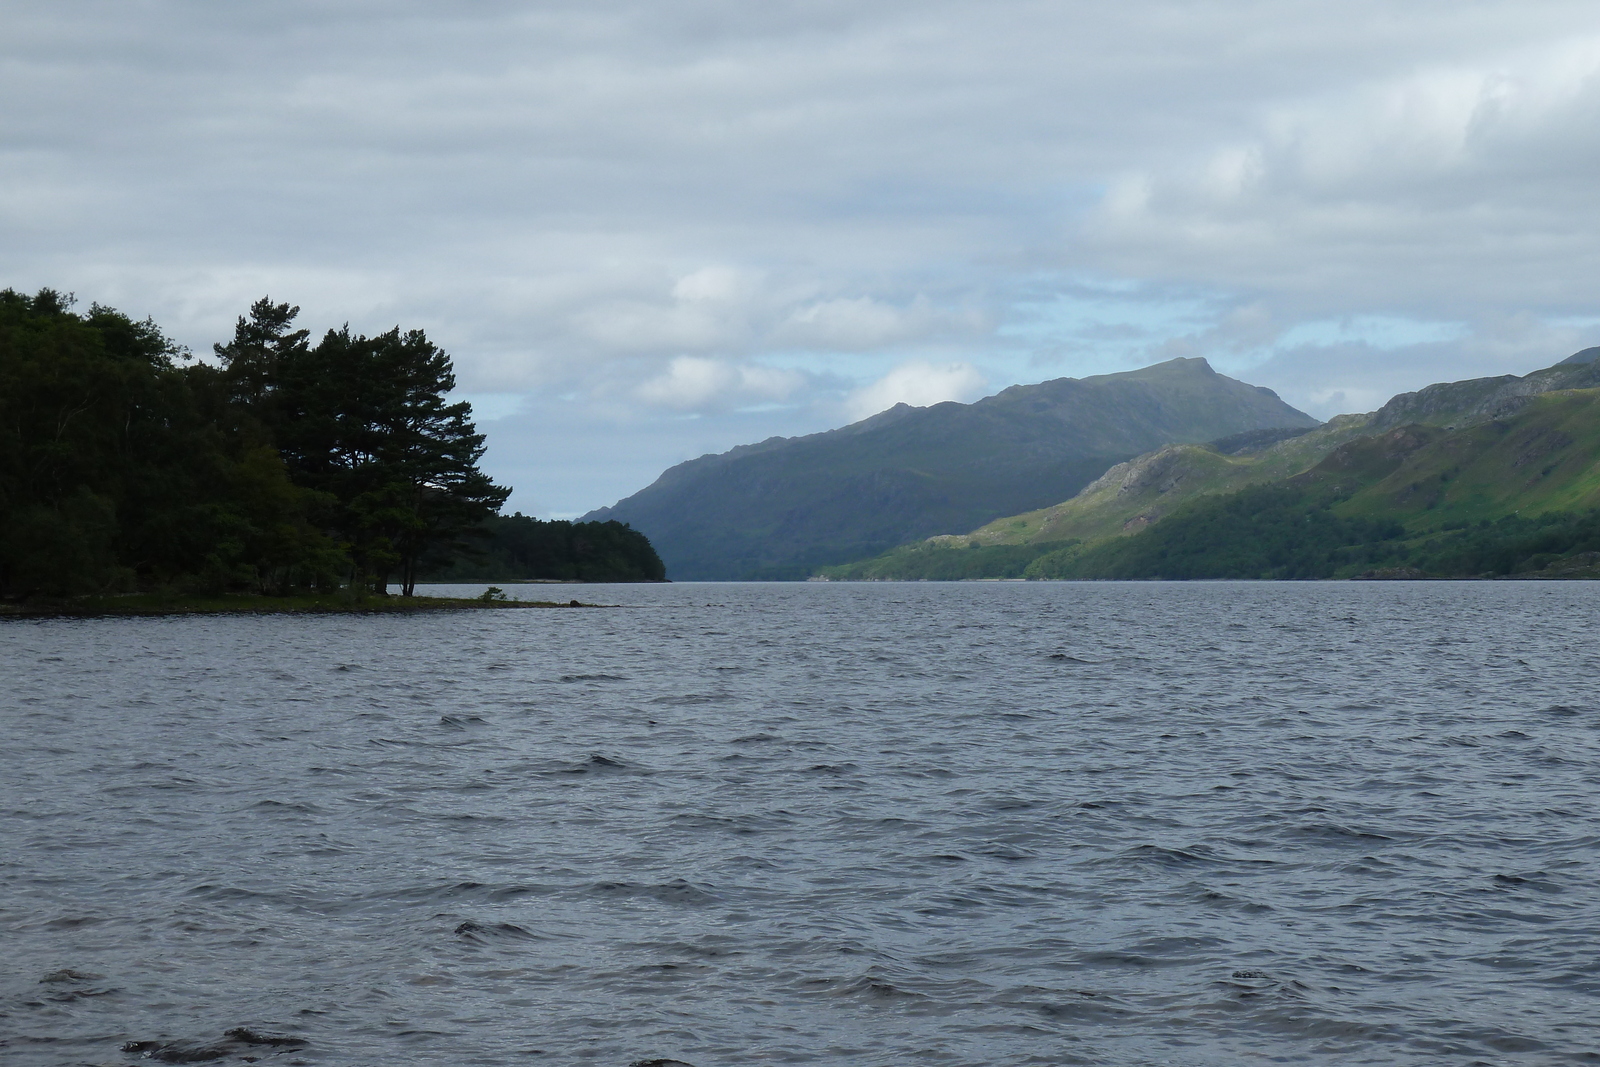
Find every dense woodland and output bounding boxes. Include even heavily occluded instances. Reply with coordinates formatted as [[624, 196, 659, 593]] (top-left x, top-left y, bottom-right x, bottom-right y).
[[420, 513, 666, 582], [0, 288, 662, 599]]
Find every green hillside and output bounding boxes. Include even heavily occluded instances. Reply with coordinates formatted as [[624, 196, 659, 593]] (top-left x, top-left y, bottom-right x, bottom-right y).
[[951, 414, 1374, 547], [818, 415, 1373, 580], [820, 355, 1600, 581], [1016, 388, 1600, 580], [1316, 390, 1600, 522]]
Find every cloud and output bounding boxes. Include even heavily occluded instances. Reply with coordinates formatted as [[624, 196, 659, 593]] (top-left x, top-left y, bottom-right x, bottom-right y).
[[1089, 32, 1600, 315], [633, 355, 805, 412], [1234, 312, 1600, 420], [781, 297, 920, 347], [5, 1, 1600, 514], [846, 360, 986, 421], [671, 266, 754, 304]]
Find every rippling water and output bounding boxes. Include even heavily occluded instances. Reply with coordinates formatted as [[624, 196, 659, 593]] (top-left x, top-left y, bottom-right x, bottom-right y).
[[4, 581, 1600, 1066]]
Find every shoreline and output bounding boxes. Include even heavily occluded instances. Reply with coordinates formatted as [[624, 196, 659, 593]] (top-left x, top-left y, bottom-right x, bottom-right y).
[[0, 593, 597, 618]]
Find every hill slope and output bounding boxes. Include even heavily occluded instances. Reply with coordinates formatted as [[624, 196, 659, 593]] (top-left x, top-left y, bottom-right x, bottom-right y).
[[1313, 388, 1600, 523], [583, 358, 1318, 579], [822, 352, 1600, 580], [1023, 387, 1600, 580]]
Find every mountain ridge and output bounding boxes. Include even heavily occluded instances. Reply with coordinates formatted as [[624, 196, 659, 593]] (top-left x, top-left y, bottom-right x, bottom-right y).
[[583, 357, 1318, 580], [819, 349, 1600, 581]]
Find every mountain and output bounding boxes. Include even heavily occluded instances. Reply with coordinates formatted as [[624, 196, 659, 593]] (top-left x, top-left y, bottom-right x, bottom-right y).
[[1026, 386, 1600, 580], [582, 357, 1319, 579], [820, 349, 1600, 581]]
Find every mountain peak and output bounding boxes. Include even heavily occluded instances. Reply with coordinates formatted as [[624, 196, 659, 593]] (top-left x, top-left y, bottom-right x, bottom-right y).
[[584, 358, 1318, 579]]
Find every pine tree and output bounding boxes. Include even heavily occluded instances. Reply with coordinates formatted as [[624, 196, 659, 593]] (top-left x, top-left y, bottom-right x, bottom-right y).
[[271, 323, 509, 595], [212, 297, 310, 412]]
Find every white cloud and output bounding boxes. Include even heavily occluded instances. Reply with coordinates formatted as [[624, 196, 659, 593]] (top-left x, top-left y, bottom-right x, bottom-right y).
[[633, 355, 805, 412], [845, 360, 986, 421], [1236, 312, 1600, 421], [671, 266, 754, 303], [773, 294, 989, 350]]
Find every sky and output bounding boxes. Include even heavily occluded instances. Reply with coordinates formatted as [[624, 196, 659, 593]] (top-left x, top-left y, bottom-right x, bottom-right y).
[[5, 1, 1600, 516]]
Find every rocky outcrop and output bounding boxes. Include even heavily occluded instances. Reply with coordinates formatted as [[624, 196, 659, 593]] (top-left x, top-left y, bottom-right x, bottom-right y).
[[1369, 352, 1600, 432]]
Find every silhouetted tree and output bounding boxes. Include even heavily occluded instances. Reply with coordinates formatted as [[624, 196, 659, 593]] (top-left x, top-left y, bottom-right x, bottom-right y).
[[269, 322, 509, 594], [213, 296, 310, 412], [418, 514, 667, 582], [0, 288, 338, 597]]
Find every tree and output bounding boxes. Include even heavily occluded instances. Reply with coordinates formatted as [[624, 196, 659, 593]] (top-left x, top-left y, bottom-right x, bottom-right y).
[[270, 321, 510, 595], [213, 297, 310, 411], [1, 291, 511, 600], [0, 288, 338, 598], [417, 514, 668, 581]]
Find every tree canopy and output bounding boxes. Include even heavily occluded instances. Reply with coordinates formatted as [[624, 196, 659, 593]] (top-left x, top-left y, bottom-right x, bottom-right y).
[[2, 288, 663, 600], [1, 288, 341, 597], [418, 513, 667, 582], [216, 301, 510, 594]]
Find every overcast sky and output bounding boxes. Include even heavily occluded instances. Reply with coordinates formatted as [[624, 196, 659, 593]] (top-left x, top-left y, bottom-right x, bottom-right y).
[[6, 1, 1600, 515]]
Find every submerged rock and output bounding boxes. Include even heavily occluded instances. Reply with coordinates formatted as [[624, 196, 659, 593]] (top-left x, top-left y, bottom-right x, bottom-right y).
[[122, 1029, 307, 1062], [41, 968, 103, 983]]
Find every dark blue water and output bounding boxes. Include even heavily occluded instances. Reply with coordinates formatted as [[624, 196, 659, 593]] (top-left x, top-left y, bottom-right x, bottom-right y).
[[4, 581, 1599, 1066]]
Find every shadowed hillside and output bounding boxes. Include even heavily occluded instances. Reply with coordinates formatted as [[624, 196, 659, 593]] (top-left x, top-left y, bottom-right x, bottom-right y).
[[584, 357, 1318, 579]]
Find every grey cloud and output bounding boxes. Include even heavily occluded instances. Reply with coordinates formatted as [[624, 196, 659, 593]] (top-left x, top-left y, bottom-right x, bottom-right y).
[[1228, 312, 1600, 420], [1089, 32, 1600, 316], [4, 0, 1600, 514]]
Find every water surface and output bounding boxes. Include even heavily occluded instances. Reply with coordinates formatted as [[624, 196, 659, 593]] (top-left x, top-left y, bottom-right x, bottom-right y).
[[3, 582, 1599, 1065]]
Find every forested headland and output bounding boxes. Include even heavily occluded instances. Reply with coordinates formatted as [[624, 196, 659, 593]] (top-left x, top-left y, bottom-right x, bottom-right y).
[[0, 288, 663, 603], [419, 513, 665, 583]]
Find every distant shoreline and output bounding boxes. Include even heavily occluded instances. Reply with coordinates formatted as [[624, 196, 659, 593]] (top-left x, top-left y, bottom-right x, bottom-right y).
[[416, 578, 671, 585], [0, 593, 598, 618]]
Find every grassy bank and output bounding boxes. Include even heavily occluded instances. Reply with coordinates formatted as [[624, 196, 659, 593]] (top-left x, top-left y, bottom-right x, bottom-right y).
[[0, 591, 595, 617]]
